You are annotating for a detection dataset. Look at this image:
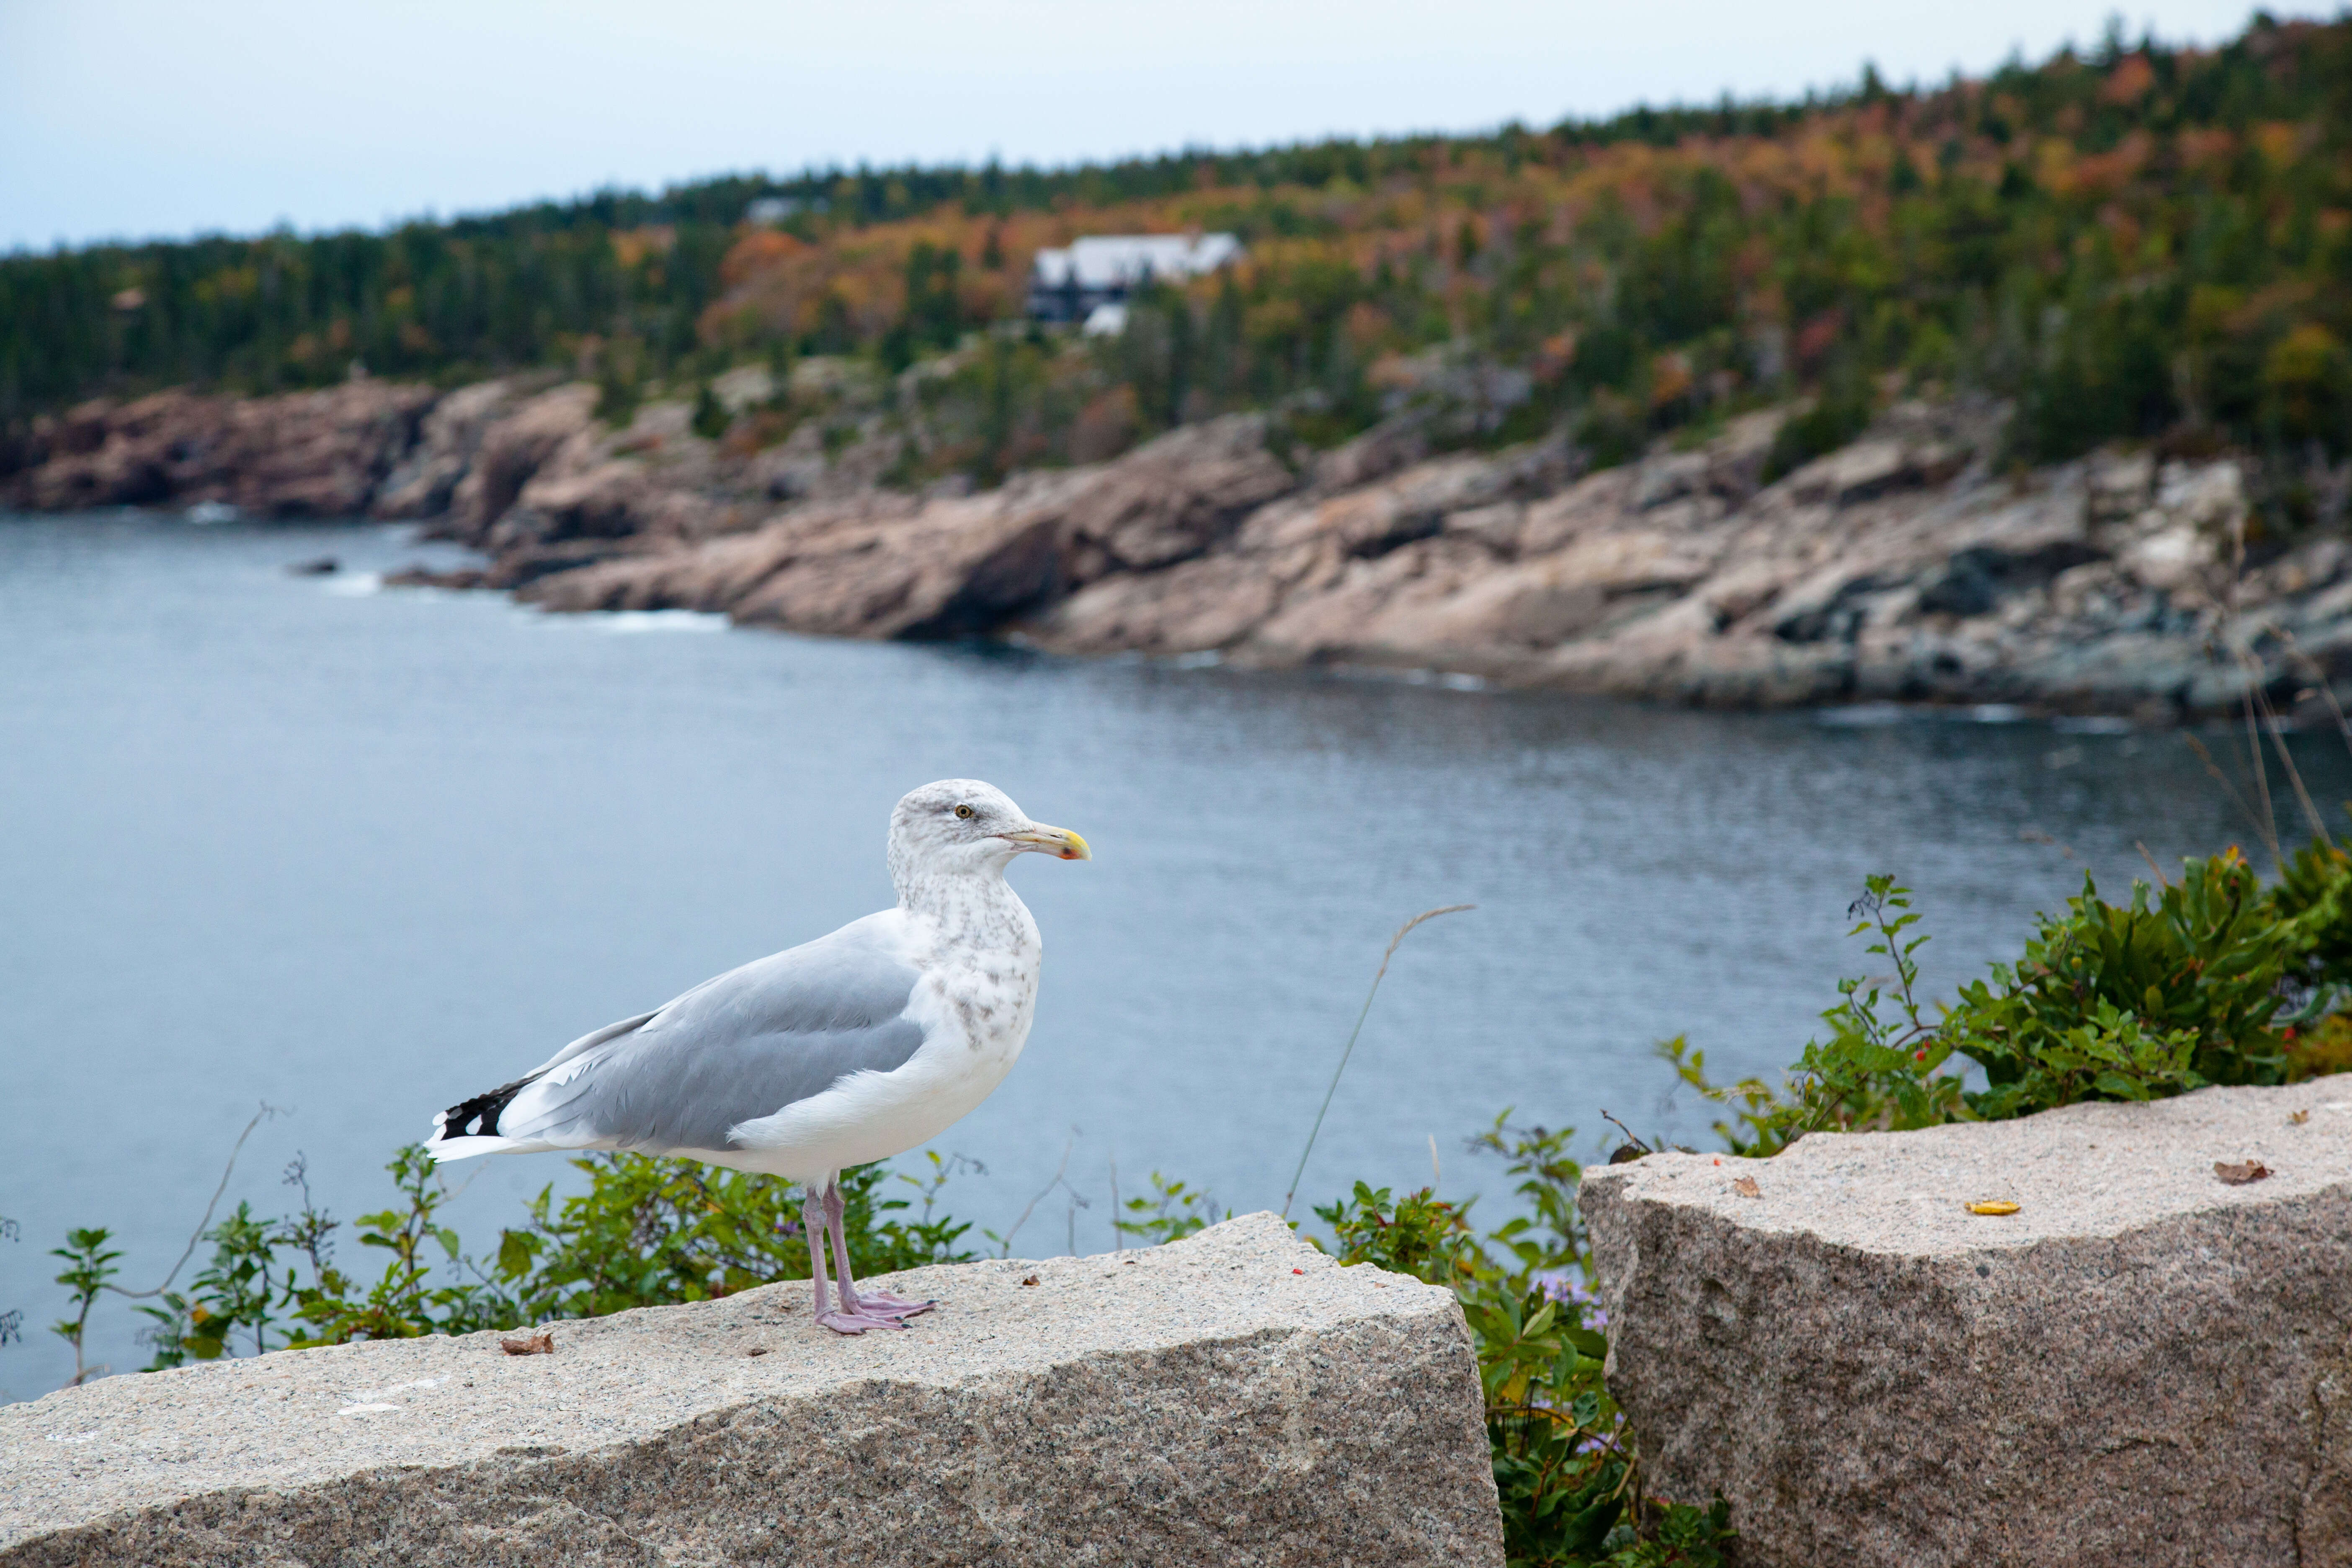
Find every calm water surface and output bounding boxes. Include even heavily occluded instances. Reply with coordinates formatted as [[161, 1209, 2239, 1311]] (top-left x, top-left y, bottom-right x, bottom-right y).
[[3, 510, 2335, 1398]]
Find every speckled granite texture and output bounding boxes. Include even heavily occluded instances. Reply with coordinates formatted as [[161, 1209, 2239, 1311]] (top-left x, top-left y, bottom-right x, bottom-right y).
[[0, 1212, 1501, 1567], [1581, 1081, 2352, 1568]]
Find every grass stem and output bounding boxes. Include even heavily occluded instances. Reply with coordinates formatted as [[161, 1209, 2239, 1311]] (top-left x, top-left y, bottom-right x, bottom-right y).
[[1281, 905, 1473, 1218]]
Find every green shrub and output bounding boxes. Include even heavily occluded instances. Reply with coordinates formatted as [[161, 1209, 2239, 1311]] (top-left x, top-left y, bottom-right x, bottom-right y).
[[2268, 836, 2352, 992], [1316, 1122, 1735, 1566], [47, 1228, 119, 1386], [689, 381, 730, 439], [1572, 393, 1645, 471], [1111, 1172, 1226, 1246], [1758, 376, 1872, 485], [1951, 851, 2293, 1110], [480, 1148, 970, 1325], [1669, 848, 2349, 1155], [127, 1147, 973, 1361], [2285, 1012, 2352, 1080]]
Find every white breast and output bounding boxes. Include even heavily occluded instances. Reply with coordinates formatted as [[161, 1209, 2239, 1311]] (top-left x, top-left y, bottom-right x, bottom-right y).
[[723, 886, 1042, 1182]]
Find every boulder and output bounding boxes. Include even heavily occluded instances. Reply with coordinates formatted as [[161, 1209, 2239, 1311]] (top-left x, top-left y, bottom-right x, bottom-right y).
[[513, 421, 1296, 641], [373, 379, 526, 520], [440, 384, 600, 544], [3, 384, 436, 517], [725, 491, 1066, 640], [0, 1212, 1499, 1568], [1578, 1081, 2352, 1568], [1055, 414, 1298, 578]]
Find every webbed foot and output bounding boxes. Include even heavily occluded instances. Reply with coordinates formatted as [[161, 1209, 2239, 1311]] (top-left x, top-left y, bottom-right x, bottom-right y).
[[818, 1308, 915, 1335]]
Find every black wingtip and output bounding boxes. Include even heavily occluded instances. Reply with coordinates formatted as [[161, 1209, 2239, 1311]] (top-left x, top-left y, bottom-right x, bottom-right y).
[[440, 1075, 536, 1140]]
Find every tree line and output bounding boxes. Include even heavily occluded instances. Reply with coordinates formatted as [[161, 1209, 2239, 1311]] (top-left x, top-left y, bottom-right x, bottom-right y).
[[4, 14, 2347, 488]]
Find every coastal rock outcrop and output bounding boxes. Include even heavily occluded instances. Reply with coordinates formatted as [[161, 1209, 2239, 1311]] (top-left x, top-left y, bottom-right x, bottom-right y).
[[1019, 403, 2290, 715], [518, 417, 1302, 638], [8, 369, 2349, 717], [1, 383, 434, 518], [373, 379, 526, 521], [523, 480, 1071, 639], [531, 395, 2313, 718], [0, 1212, 1501, 1568], [1577, 1082, 2352, 1568], [441, 382, 601, 544]]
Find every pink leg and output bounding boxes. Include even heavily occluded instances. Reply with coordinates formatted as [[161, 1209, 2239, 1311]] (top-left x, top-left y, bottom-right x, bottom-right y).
[[812, 1175, 929, 1334], [824, 1178, 935, 1328], [804, 1189, 836, 1323]]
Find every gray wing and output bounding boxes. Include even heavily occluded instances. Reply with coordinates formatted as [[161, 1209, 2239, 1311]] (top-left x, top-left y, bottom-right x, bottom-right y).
[[503, 917, 927, 1153]]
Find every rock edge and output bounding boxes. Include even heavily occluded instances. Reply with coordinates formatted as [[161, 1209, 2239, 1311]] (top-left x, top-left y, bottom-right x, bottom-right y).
[[0, 1212, 1502, 1568], [1580, 1081, 2352, 1568]]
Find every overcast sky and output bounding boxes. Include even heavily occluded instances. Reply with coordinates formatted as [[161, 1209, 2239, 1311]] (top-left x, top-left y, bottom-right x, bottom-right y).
[[0, 1, 2328, 252]]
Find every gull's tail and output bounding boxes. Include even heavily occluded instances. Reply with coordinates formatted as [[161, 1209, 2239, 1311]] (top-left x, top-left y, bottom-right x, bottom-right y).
[[424, 1008, 659, 1161], [426, 1074, 548, 1161]]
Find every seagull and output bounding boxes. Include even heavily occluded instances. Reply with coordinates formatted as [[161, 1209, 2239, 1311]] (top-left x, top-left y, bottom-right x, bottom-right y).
[[425, 779, 1091, 1334]]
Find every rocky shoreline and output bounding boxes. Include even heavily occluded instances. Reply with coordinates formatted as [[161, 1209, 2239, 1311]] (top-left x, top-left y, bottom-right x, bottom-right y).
[[5, 376, 2338, 719]]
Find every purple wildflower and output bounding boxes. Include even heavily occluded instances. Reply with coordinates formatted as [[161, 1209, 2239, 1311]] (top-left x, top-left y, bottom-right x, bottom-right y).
[[1534, 1270, 1608, 1329]]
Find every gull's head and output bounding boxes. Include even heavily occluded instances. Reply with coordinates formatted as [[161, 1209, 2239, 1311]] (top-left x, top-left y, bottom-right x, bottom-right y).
[[889, 779, 1091, 882]]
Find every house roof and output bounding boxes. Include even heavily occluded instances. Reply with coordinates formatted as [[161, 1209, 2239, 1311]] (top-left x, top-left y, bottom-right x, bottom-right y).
[[1030, 234, 1243, 289]]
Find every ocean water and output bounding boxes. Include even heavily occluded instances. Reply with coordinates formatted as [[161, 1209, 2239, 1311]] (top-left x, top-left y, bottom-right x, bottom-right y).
[[1, 508, 2335, 1399]]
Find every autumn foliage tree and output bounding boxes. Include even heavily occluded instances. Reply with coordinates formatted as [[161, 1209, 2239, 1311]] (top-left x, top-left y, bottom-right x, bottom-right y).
[[4, 15, 2348, 490]]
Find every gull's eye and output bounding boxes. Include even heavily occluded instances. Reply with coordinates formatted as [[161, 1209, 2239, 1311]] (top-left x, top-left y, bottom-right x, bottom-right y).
[[953, 804, 975, 820]]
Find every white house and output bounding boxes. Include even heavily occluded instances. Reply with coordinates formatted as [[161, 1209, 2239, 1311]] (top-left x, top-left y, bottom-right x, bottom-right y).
[[744, 196, 829, 225], [1027, 233, 1243, 324]]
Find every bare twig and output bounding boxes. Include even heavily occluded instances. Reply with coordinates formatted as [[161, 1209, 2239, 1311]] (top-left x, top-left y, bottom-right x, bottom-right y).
[[104, 1103, 282, 1301], [2241, 647, 2328, 846], [2241, 686, 2284, 870], [1600, 1110, 1652, 1154], [2211, 508, 2287, 868], [1281, 905, 1475, 1218], [2135, 840, 2172, 888], [995, 1131, 1078, 1258], [2019, 827, 2077, 860], [2276, 630, 2352, 762], [2182, 731, 2277, 862]]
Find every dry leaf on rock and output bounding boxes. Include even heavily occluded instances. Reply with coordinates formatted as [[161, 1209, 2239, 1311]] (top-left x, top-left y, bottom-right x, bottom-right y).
[[1965, 1200, 2021, 1215], [1020, 1274, 1040, 1287], [1731, 1176, 1761, 1198], [2214, 1160, 2271, 1185], [499, 1330, 554, 1356]]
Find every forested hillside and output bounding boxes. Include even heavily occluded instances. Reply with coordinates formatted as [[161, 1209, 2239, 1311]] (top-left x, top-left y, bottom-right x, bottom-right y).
[[5, 14, 2347, 485]]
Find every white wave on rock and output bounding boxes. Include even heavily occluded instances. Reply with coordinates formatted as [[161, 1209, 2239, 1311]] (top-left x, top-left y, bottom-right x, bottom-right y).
[[592, 609, 730, 634], [1817, 703, 1911, 727]]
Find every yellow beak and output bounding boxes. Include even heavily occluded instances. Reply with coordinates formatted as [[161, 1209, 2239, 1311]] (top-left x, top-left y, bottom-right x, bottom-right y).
[[1005, 823, 1092, 861]]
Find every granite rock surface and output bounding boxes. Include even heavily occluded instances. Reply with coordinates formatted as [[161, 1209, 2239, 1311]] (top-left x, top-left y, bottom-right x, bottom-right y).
[[0, 1212, 1500, 1568], [1579, 1081, 2352, 1568]]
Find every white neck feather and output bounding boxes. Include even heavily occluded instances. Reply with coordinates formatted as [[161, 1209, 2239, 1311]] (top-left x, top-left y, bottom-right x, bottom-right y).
[[893, 854, 1039, 961]]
